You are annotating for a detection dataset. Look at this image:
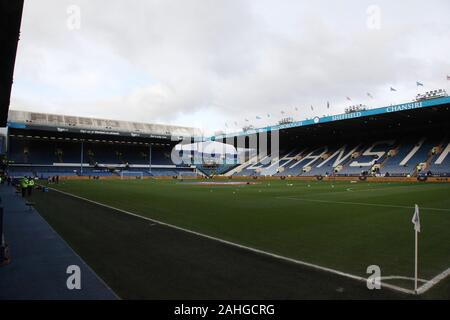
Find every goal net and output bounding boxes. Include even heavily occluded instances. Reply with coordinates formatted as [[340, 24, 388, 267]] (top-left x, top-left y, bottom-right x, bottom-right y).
[[120, 171, 144, 180]]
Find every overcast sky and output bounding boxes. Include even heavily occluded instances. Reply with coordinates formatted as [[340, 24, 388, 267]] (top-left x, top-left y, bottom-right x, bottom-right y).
[[10, 0, 450, 135]]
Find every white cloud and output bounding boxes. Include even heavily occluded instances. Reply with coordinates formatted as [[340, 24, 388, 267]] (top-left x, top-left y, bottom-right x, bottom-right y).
[[10, 0, 450, 135]]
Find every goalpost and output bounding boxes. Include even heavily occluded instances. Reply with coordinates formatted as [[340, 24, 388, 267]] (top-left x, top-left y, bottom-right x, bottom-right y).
[[120, 171, 144, 180]]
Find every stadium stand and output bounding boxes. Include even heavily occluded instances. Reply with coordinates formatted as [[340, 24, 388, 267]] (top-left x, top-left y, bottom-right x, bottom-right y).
[[228, 137, 450, 178], [427, 140, 450, 175], [213, 95, 450, 179], [4, 95, 450, 179], [5, 111, 200, 178]]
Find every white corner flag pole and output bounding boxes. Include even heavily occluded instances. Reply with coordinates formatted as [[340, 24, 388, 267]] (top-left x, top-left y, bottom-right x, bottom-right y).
[[415, 224, 418, 292], [412, 204, 421, 293]]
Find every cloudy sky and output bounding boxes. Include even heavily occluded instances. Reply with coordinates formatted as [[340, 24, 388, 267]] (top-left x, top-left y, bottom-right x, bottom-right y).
[[10, 0, 450, 135]]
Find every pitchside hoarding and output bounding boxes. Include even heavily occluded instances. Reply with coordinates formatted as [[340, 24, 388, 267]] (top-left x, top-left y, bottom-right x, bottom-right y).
[[5, 122, 176, 140]]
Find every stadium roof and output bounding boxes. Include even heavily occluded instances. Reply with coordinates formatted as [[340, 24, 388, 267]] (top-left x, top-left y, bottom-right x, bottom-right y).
[[210, 96, 450, 141], [0, 0, 24, 126], [7, 110, 202, 139]]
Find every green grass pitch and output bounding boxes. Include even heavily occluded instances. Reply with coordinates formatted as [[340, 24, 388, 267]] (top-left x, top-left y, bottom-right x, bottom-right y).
[[38, 178, 450, 295]]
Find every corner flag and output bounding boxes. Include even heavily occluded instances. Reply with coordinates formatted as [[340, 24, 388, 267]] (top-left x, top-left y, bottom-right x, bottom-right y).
[[412, 204, 420, 293], [412, 204, 420, 232]]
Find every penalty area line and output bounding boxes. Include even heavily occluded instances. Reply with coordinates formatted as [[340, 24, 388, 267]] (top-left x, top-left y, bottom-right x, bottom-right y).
[[47, 186, 416, 296], [277, 196, 450, 212]]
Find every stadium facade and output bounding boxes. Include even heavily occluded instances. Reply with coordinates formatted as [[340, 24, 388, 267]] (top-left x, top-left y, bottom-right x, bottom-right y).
[[2, 110, 201, 178], [215, 93, 450, 179], [1, 92, 449, 180]]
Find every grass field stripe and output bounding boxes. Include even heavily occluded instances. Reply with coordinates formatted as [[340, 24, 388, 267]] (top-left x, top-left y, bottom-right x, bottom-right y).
[[47, 186, 417, 296], [416, 267, 450, 295], [278, 196, 450, 212]]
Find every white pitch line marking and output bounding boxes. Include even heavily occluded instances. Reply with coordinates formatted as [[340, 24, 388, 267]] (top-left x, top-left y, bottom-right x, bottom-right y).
[[381, 276, 428, 283], [278, 196, 450, 212], [45, 186, 419, 295], [287, 183, 449, 198], [417, 267, 450, 295]]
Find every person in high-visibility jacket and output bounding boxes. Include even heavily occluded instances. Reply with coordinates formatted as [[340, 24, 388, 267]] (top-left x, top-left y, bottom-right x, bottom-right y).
[[20, 177, 28, 197], [27, 177, 35, 196]]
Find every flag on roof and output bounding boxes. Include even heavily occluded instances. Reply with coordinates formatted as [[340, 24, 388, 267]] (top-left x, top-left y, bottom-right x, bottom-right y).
[[416, 81, 424, 87]]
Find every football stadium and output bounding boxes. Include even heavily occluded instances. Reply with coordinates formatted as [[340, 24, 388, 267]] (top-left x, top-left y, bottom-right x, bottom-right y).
[[0, 0, 449, 308]]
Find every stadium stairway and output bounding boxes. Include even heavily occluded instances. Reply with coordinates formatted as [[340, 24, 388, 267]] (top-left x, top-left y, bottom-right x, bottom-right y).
[[0, 184, 118, 299]]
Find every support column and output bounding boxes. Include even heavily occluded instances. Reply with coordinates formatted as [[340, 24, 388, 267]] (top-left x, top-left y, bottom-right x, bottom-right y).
[[80, 141, 84, 175], [148, 144, 152, 173]]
